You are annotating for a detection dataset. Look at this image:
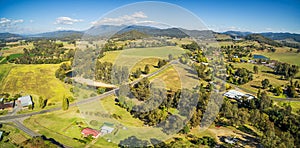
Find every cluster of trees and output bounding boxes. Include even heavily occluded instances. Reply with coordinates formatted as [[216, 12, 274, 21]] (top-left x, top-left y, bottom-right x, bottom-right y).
[[95, 61, 113, 83], [117, 78, 213, 134], [286, 81, 299, 98], [103, 41, 124, 51], [194, 64, 211, 79], [222, 45, 252, 61], [157, 59, 167, 68], [185, 49, 208, 63], [55, 62, 71, 82], [260, 78, 299, 98], [181, 41, 200, 51], [132, 65, 150, 79], [226, 64, 253, 85], [219, 90, 299, 147], [131, 78, 151, 101], [12, 40, 74, 64], [273, 62, 299, 79]]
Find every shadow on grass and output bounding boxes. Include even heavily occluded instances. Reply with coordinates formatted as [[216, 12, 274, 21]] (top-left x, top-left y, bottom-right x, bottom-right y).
[[250, 85, 261, 89], [41, 135, 65, 147]]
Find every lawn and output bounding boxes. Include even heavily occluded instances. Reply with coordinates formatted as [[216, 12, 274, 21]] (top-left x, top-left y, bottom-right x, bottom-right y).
[[0, 64, 72, 104]]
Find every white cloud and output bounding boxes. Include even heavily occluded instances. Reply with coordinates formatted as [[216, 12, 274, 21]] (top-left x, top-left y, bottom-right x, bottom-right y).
[[55, 16, 83, 25], [207, 25, 250, 32], [0, 18, 24, 27], [56, 26, 75, 30], [91, 11, 148, 26], [0, 18, 25, 33]]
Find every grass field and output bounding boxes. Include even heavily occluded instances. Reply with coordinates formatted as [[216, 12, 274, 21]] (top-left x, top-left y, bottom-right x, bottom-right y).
[[0, 64, 72, 105], [150, 66, 181, 90], [99, 46, 185, 74], [0, 64, 13, 84], [131, 58, 160, 74], [277, 101, 300, 113], [254, 51, 300, 66], [1, 43, 33, 56], [101, 46, 183, 63], [23, 107, 87, 147], [150, 63, 201, 91]]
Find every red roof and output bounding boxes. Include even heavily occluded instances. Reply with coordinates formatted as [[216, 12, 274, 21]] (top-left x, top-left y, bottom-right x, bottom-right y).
[[81, 128, 100, 138]]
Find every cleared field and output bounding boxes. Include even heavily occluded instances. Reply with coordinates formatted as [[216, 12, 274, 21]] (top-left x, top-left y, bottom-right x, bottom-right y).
[[1, 43, 33, 56], [131, 58, 160, 73], [101, 46, 184, 62], [0, 64, 13, 84], [253, 51, 300, 66], [150, 63, 201, 91], [170, 38, 193, 46], [277, 101, 300, 113], [99, 46, 184, 74], [150, 66, 181, 90], [0, 64, 72, 104]]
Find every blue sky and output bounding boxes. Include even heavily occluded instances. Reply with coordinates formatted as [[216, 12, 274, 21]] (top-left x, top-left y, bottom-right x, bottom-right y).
[[0, 0, 299, 34]]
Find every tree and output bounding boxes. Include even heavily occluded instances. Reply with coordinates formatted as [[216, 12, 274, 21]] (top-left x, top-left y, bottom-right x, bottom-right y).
[[261, 79, 270, 89], [62, 96, 69, 110], [97, 87, 106, 94], [131, 78, 150, 101], [287, 85, 297, 98], [273, 86, 283, 96], [259, 91, 272, 110], [253, 65, 258, 74], [144, 64, 150, 74], [168, 54, 173, 61], [157, 59, 167, 68], [133, 68, 142, 78], [38, 96, 47, 109]]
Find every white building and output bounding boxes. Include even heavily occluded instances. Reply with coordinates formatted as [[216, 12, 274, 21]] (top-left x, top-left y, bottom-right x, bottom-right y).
[[17, 95, 33, 107], [100, 125, 114, 135]]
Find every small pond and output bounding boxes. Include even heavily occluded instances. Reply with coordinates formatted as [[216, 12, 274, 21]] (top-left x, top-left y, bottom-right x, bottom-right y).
[[253, 54, 269, 60]]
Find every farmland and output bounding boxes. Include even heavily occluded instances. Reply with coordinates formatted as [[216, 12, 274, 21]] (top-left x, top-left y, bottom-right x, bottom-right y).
[[0, 64, 72, 105]]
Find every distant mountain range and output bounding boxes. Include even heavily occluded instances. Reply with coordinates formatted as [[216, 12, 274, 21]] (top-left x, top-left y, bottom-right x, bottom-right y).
[[1, 25, 300, 43], [222, 31, 300, 42]]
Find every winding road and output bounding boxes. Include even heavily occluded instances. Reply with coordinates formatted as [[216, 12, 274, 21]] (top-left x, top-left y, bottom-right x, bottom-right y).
[[0, 60, 179, 143]]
